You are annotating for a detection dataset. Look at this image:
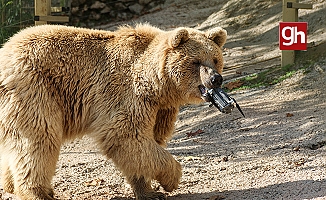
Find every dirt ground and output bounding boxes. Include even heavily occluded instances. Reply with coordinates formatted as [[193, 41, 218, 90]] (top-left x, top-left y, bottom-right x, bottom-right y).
[[1, 0, 326, 199]]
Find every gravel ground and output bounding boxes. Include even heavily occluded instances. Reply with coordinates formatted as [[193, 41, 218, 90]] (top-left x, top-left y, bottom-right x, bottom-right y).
[[1, 0, 326, 199], [168, 60, 326, 200]]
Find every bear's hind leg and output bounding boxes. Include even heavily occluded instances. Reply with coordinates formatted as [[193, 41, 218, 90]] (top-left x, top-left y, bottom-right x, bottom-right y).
[[1, 159, 14, 193], [9, 136, 61, 200], [11, 149, 58, 199]]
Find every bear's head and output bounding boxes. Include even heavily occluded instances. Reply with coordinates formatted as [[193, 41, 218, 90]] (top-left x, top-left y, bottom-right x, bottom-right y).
[[160, 27, 227, 104]]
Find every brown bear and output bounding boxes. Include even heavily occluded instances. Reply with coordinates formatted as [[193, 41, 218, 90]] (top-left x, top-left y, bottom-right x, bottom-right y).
[[0, 24, 227, 200]]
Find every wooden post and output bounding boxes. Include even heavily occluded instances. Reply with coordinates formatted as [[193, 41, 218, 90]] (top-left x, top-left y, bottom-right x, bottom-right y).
[[34, 0, 69, 25], [281, 0, 313, 67], [34, 0, 51, 25], [281, 0, 298, 67]]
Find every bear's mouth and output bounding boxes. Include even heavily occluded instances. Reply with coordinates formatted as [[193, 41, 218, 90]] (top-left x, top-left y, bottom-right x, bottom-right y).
[[198, 85, 211, 102]]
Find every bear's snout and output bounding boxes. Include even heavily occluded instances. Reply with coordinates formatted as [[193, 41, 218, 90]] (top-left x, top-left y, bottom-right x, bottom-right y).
[[210, 74, 223, 88], [199, 65, 223, 89]]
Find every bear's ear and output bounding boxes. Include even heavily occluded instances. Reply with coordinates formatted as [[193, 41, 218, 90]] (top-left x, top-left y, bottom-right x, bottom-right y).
[[169, 28, 189, 48], [205, 27, 227, 47]]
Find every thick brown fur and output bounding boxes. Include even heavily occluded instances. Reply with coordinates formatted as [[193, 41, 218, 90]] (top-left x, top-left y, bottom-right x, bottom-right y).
[[0, 24, 227, 200]]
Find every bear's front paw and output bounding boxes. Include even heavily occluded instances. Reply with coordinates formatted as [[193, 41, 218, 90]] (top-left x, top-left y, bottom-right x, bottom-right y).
[[157, 160, 181, 192], [160, 180, 179, 193], [136, 191, 167, 200]]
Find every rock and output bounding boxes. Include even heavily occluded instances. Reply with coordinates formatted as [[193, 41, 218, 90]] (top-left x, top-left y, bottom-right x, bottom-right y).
[[109, 10, 117, 18], [100, 6, 111, 14], [117, 12, 130, 20], [148, 4, 162, 13], [115, 2, 127, 10], [83, 4, 88, 12], [70, 0, 166, 26], [71, 0, 79, 7], [71, 7, 79, 15], [90, 1, 106, 10], [139, 0, 152, 5], [89, 11, 101, 20], [129, 3, 144, 15]]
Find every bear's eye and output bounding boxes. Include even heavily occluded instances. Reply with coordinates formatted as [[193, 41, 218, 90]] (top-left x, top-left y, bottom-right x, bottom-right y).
[[213, 58, 218, 65], [193, 60, 200, 66]]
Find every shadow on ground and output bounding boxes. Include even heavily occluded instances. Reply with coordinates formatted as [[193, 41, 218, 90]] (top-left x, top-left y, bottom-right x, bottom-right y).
[[170, 179, 326, 200], [109, 179, 326, 200]]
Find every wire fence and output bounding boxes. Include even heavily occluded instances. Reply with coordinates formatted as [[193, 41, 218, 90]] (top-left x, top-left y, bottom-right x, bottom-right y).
[[0, 0, 35, 45], [0, 0, 68, 45]]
